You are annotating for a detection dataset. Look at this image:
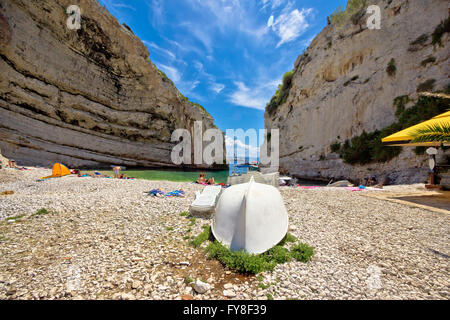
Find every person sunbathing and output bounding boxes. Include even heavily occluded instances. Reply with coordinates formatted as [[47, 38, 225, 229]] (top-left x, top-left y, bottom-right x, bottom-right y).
[[8, 160, 17, 168], [364, 175, 377, 186], [196, 173, 207, 184], [196, 173, 216, 185], [113, 166, 121, 178]]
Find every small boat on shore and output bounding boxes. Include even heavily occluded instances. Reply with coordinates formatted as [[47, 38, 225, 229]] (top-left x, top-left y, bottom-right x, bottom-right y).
[[211, 177, 288, 254]]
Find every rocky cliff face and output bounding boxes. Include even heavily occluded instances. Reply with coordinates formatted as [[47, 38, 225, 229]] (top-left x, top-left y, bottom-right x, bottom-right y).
[[265, 0, 449, 184], [0, 0, 221, 169]]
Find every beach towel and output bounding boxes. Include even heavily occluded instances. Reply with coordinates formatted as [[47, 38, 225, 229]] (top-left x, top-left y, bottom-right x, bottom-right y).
[[165, 190, 185, 197], [299, 186, 322, 189], [344, 186, 367, 192], [148, 189, 165, 197]]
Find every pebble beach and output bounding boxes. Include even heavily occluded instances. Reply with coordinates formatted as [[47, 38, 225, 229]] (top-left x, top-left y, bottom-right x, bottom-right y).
[[0, 168, 448, 300]]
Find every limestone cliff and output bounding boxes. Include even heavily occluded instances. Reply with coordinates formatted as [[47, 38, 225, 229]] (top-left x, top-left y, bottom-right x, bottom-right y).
[[0, 0, 222, 169], [264, 0, 449, 184]]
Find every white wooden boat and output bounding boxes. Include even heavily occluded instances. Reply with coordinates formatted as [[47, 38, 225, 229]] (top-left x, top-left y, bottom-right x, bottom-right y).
[[211, 177, 289, 254]]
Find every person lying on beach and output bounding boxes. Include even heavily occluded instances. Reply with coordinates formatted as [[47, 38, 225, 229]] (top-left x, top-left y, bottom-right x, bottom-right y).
[[196, 173, 215, 185], [113, 166, 121, 178], [196, 173, 207, 184], [364, 175, 377, 186], [8, 160, 17, 168]]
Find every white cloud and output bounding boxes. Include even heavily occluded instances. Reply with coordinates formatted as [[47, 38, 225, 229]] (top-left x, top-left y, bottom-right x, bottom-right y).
[[180, 22, 214, 53], [190, 80, 200, 90], [225, 136, 259, 159], [193, 61, 204, 72], [211, 83, 225, 94], [143, 41, 176, 60], [192, 60, 226, 95], [272, 8, 313, 47], [267, 15, 274, 27], [187, 0, 269, 42], [229, 80, 278, 111], [110, 2, 136, 11], [158, 64, 181, 82], [271, 0, 285, 10], [149, 0, 165, 28]]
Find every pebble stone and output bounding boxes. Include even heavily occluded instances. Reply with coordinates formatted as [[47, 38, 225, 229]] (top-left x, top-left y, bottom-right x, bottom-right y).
[[0, 168, 448, 300]]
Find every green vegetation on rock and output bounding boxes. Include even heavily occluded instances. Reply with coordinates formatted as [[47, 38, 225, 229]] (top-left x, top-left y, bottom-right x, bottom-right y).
[[189, 228, 313, 274], [190, 225, 211, 248], [330, 95, 449, 165], [31, 208, 50, 217], [421, 56, 436, 67], [329, 0, 368, 28], [266, 70, 296, 116], [386, 59, 397, 77], [432, 17, 450, 46], [417, 79, 436, 93], [410, 34, 429, 46]]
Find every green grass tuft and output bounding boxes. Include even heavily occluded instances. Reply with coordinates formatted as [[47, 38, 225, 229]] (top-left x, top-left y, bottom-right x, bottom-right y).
[[189, 217, 196, 226], [205, 241, 269, 274], [189, 228, 313, 274], [278, 233, 297, 246], [6, 214, 25, 221], [31, 208, 50, 217], [265, 246, 291, 264], [184, 276, 194, 285], [190, 225, 211, 248], [290, 243, 314, 262], [258, 282, 271, 289]]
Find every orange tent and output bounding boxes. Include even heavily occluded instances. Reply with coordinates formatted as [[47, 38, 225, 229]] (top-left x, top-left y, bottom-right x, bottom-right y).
[[40, 163, 72, 180]]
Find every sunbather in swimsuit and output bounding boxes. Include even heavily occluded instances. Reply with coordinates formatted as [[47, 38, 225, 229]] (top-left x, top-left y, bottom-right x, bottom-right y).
[[113, 166, 121, 178]]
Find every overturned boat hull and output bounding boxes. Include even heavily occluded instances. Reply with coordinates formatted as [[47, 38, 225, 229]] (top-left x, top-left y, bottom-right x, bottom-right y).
[[211, 178, 289, 254]]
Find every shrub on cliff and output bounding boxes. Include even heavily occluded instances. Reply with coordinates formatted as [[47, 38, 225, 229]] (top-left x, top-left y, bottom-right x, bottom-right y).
[[417, 79, 436, 92], [330, 0, 368, 28], [266, 70, 295, 116], [386, 59, 397, 77], [432, 17, 450, 46], [336, 95, 449, 165]]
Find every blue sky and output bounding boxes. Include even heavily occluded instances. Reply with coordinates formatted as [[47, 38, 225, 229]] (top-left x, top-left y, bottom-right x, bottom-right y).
[[97, 0, 347, 157]]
